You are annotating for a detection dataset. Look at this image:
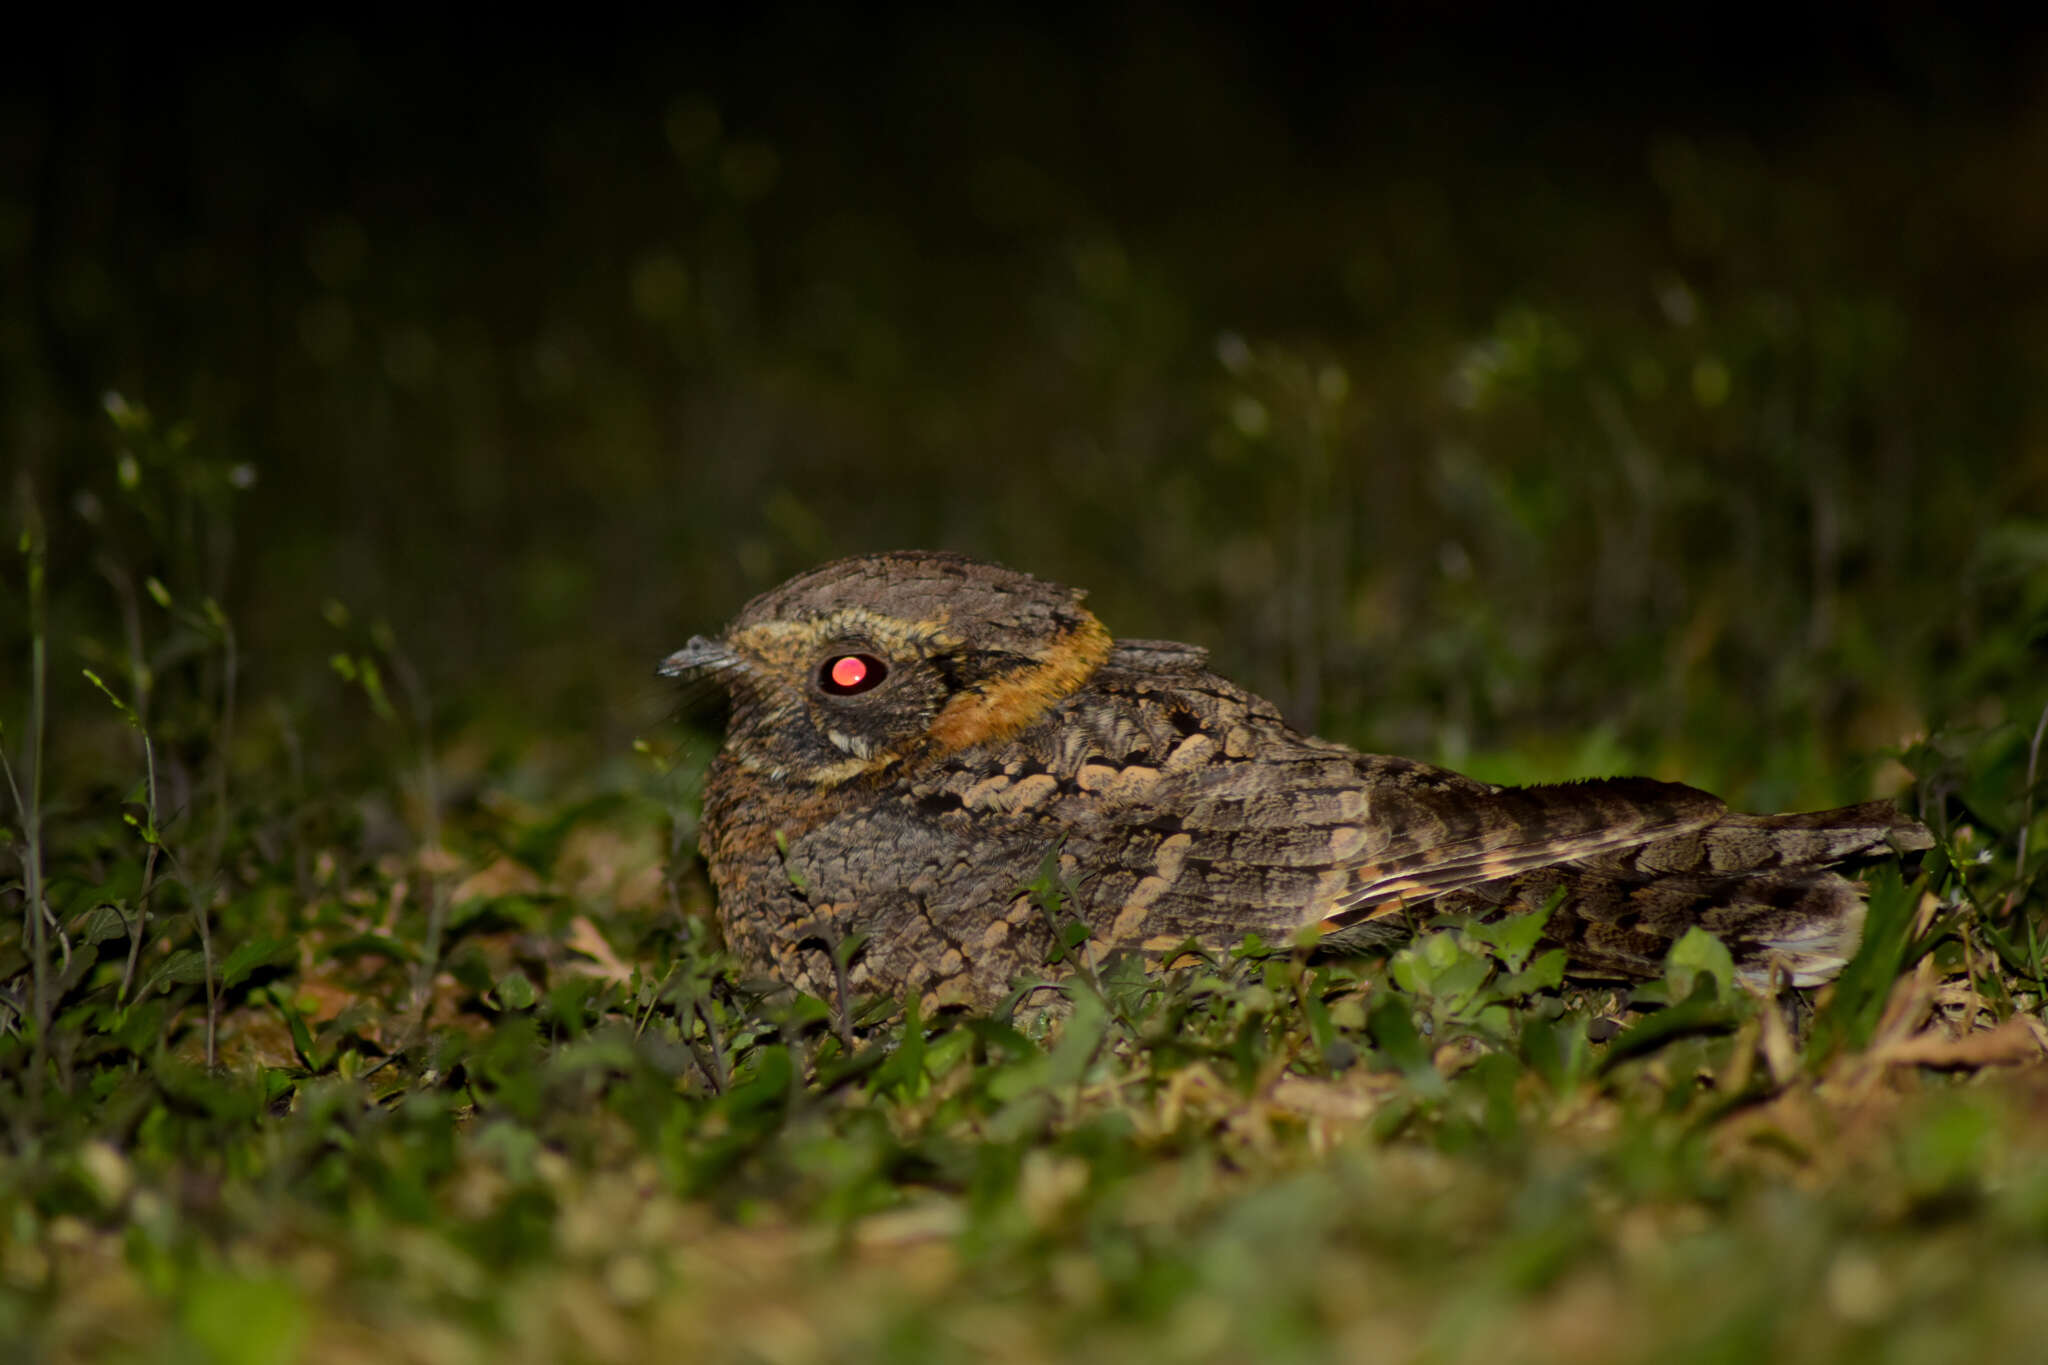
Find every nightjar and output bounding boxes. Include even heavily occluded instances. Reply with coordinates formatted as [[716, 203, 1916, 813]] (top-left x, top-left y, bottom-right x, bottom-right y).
[[663, 551, 1929, 1009]]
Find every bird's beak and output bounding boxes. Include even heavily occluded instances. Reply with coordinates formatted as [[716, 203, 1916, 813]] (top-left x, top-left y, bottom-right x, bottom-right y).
[[657, 635, 742, 679]]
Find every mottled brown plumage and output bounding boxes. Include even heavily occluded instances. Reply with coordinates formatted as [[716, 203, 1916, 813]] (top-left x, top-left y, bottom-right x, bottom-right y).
[[664, 551, 1930, 1009]]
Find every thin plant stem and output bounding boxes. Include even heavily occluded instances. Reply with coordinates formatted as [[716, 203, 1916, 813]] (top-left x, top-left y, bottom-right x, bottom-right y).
[[120, 735, 163, 1003], [194, 872, 218, 1069], [687, 994, 728, 1095], [829, 939, 857, 1051], [270, 700, 311, 903], [384, 642, 447, 1036], [195, 611, 237, 1069], [2012, 698, 2048, 905], [206, 610, 237, 873], [6, 493, 51, 1106], [96, 552, 153, 738]]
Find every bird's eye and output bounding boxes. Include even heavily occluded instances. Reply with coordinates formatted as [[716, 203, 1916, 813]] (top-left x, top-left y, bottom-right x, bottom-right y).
[[819, 653, 888, 696]]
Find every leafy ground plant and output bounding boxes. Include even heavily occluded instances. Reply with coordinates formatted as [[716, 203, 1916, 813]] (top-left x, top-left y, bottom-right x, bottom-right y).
[[4, 409, 2048, 1365]]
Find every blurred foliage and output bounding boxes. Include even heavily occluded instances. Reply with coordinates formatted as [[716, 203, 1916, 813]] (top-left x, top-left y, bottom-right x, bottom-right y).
[[2, 14, 2044, 804], [4, 13, 2048, 1363]]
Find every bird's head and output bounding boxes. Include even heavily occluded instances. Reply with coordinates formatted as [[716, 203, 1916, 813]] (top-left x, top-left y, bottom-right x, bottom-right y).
[[661, 551, 1111, 786]]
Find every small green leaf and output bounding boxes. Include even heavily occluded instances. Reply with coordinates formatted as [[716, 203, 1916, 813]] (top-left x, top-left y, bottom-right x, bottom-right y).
[[220, 937, 291, 989], [1392, 930, 1489, 1010], [869, 995, 928, 1099], [70, 903, 134, 945], [142, 949, 209, 997], [1472, 893, 1560, 971], [830, 931, 869, 969], [268, 989, 327, 1071], [356, 658, 397, 722], [494, 972, 539, 1010], [1432, 951, 1492, 1013], [1665, 926, 1736, 1002], [772, 830, 809, 893], [1024, 840, 1069, 917], [1497, 948, 1567, 999]]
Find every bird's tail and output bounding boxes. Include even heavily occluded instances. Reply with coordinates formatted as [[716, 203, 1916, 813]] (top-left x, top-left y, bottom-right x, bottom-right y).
[[1442, 800, 1931, 986]]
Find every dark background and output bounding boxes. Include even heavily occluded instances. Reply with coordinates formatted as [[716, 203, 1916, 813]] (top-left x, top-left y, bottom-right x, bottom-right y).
[[5, 7, 2047, 807]]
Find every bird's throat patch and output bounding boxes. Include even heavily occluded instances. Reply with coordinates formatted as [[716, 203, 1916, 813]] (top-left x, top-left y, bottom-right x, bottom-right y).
[[927, 612, 1112, 756]]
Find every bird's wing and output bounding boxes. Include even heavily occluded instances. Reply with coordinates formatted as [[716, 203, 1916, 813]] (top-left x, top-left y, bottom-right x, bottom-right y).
[[1320, 774, 1732, 927]]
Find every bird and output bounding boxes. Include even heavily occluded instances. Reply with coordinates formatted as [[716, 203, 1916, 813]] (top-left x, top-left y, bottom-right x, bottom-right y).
[[662, 550, 1931, 1011]]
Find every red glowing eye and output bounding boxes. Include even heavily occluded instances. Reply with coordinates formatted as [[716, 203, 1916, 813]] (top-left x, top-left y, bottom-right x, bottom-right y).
[[820, 653, 887, 695]]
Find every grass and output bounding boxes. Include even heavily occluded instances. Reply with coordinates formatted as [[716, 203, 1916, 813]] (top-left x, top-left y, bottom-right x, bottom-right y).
[[2, 405, 2046, 1365]]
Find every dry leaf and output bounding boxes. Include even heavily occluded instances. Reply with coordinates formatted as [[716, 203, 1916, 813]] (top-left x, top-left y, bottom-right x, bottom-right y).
[[566, 915, 635, 986], [452, 856, 543, 903], [1876, 1016, 2047, 1070]]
